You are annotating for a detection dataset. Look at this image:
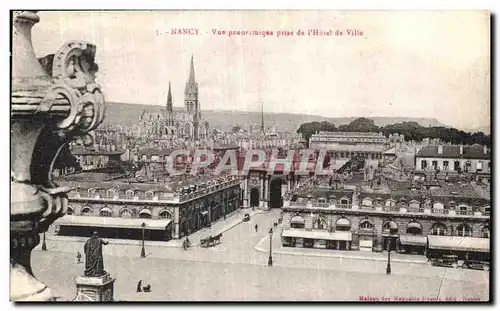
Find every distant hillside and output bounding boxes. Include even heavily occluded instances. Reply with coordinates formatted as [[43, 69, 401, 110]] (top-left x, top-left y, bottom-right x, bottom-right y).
[[102, 102, 451, 133]]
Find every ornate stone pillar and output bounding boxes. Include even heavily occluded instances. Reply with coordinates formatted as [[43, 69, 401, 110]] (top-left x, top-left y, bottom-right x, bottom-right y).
[[11, 11, 105, 301], [259, 174, 265, 209]]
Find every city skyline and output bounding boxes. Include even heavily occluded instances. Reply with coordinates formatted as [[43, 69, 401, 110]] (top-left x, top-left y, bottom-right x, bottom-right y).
[[31, 10, 490, 130]]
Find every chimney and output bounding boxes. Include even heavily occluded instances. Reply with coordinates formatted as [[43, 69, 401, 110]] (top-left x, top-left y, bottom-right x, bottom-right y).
[[111, 144, 116, 152], [484, 145, 488, 154], [94, 144, 99, 152], [437, 145, 443, 155], [459, 145, 464, 155]]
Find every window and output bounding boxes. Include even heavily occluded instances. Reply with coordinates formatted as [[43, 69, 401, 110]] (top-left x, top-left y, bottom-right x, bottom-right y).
[[421, 160, 428, 170], [477, 161, 483, 171], [67, 207, 74, 215], [359, 220, 374, 230], [484, 206, 490, 216], [482, 227, 490, 238], [383, 221, 398, 234], [431, 223, 447, 236], [458, 205, 469, 215], [454, 161, 461, 171], [432, 161, 438, 170], [100, 208, 112, 217], [119, 208, 133, 218], [159, 210, 172, 219], [80, 207, 92, 216], [456, 224, 472, 237], [443, 161, 449, 170]]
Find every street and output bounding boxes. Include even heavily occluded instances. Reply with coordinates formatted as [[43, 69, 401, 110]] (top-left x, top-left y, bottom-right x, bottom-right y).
[[32, 210, 490, 301]]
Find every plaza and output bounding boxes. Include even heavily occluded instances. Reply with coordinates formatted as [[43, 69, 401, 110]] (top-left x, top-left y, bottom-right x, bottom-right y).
[[33, 210, 489, 301]]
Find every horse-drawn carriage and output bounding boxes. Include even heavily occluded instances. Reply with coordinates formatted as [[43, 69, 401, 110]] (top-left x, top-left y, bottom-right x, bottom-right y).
[[200, 234, 222, 248]]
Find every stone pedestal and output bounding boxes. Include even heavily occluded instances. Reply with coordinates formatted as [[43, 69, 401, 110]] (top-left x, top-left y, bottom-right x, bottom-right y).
[[74, 273, 115, 302]]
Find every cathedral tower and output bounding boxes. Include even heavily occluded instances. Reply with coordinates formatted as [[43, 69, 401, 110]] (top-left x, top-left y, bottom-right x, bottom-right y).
[[184, 55, 198, 115], [185, 55, 199, 139], [166, 81, 174, 126]]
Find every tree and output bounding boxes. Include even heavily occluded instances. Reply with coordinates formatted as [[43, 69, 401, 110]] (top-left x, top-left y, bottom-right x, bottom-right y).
[[231, 125, 242, 133], [296, 121, 337, 147], [338, 118, 379, 132]]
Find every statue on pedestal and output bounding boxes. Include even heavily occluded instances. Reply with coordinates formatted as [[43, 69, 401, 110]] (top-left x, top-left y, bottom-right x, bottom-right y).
[[84, 232, 109, 277]]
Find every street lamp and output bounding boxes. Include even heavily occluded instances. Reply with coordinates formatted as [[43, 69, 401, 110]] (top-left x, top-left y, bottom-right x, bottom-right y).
[[140, 222, 146, 258], [41, 232, 47, 251], [386, 240, 391, 275], [268, 228, 273, 266]]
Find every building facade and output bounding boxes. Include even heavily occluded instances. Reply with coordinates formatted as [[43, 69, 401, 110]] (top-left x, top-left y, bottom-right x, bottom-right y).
[[280, 181, 490, 257], [55, 174, 241, 240]]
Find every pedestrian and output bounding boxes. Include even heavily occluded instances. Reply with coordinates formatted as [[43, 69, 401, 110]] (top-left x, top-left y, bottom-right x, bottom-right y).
[[137, 280, 142, 292], [76, 251, 82, 264], [255, 224, 258, 232]]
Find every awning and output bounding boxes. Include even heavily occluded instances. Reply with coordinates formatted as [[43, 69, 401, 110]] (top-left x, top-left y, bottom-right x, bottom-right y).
[[54, 215, 172, 230], [138, 209, 152, 216], [291, 216, 305, 224], [99, 207, 112, 214], [427, 235, 490, 253], [336, 218, 351, 227], [282, 229, 352, 241], [399, 234, 427, 246], [407, 222, 422, 230]]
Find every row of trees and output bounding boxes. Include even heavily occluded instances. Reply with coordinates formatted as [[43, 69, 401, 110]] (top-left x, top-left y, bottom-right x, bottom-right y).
[[297, 118, 491, 147]]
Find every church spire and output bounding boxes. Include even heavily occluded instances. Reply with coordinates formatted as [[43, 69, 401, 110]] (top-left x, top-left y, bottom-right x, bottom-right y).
[[166, 81, 173, 113], [188, 55, 196, 85], [185, 55, 198, 115]]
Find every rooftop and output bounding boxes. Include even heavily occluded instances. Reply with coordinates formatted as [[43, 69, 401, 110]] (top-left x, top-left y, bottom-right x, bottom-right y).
[[416, 145, 490, 159]]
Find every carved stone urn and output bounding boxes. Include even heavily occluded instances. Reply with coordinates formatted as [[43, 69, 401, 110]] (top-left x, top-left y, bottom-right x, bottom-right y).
[[11, 11, 105, 301]]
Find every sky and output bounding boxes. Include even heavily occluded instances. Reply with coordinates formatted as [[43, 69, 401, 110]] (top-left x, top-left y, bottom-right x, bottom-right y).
[[31, 10, 490, 129]]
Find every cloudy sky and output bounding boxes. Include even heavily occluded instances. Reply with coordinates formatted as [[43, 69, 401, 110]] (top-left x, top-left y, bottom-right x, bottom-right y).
[[31, 10, 490, 129]]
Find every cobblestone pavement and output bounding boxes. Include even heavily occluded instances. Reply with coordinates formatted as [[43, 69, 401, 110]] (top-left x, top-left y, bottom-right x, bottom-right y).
[[33, 209, 489, 301]]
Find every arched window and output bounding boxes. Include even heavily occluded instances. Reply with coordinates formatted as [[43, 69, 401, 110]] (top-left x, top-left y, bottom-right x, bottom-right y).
[[139, 208, 152, 219], [317, 197, 327, 204], [290, 215, 305, 229], [159, 210, 172, 219], [406, 222, 423, 235], [340, 197, 350, 206], [87, 188, 96, 197], [385, 199, 396, 207], [80, 206, 92, 216], [336, 217, 351, 231], [482, 226, 490, 238], [359, 219, 374, 230], [67, 207, 74, 215], [119, 208, 133, 218], [431, 223, 447, 236], [382, 221, 398, 234], [100, 207, 112, 217], [313, 216, 327, 229], [456, 223, 472, 237]]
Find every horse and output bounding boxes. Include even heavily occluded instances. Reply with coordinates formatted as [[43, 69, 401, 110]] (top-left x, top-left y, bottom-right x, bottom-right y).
[[212, 233, 222, 244]]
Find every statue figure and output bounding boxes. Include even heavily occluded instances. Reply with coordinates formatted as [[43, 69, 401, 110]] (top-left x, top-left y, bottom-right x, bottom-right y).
[[84, 232, 109, 277]]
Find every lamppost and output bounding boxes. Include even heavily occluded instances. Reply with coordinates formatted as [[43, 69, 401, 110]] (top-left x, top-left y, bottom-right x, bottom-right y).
[[41, 232, 47, 251], [386, 240, 391, 275], [140, 222, 146, 258], [268, 227, 273, 266]]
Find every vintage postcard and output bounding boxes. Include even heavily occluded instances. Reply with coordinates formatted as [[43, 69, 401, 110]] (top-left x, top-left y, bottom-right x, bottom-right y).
[[10, 10, 490, 302]]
